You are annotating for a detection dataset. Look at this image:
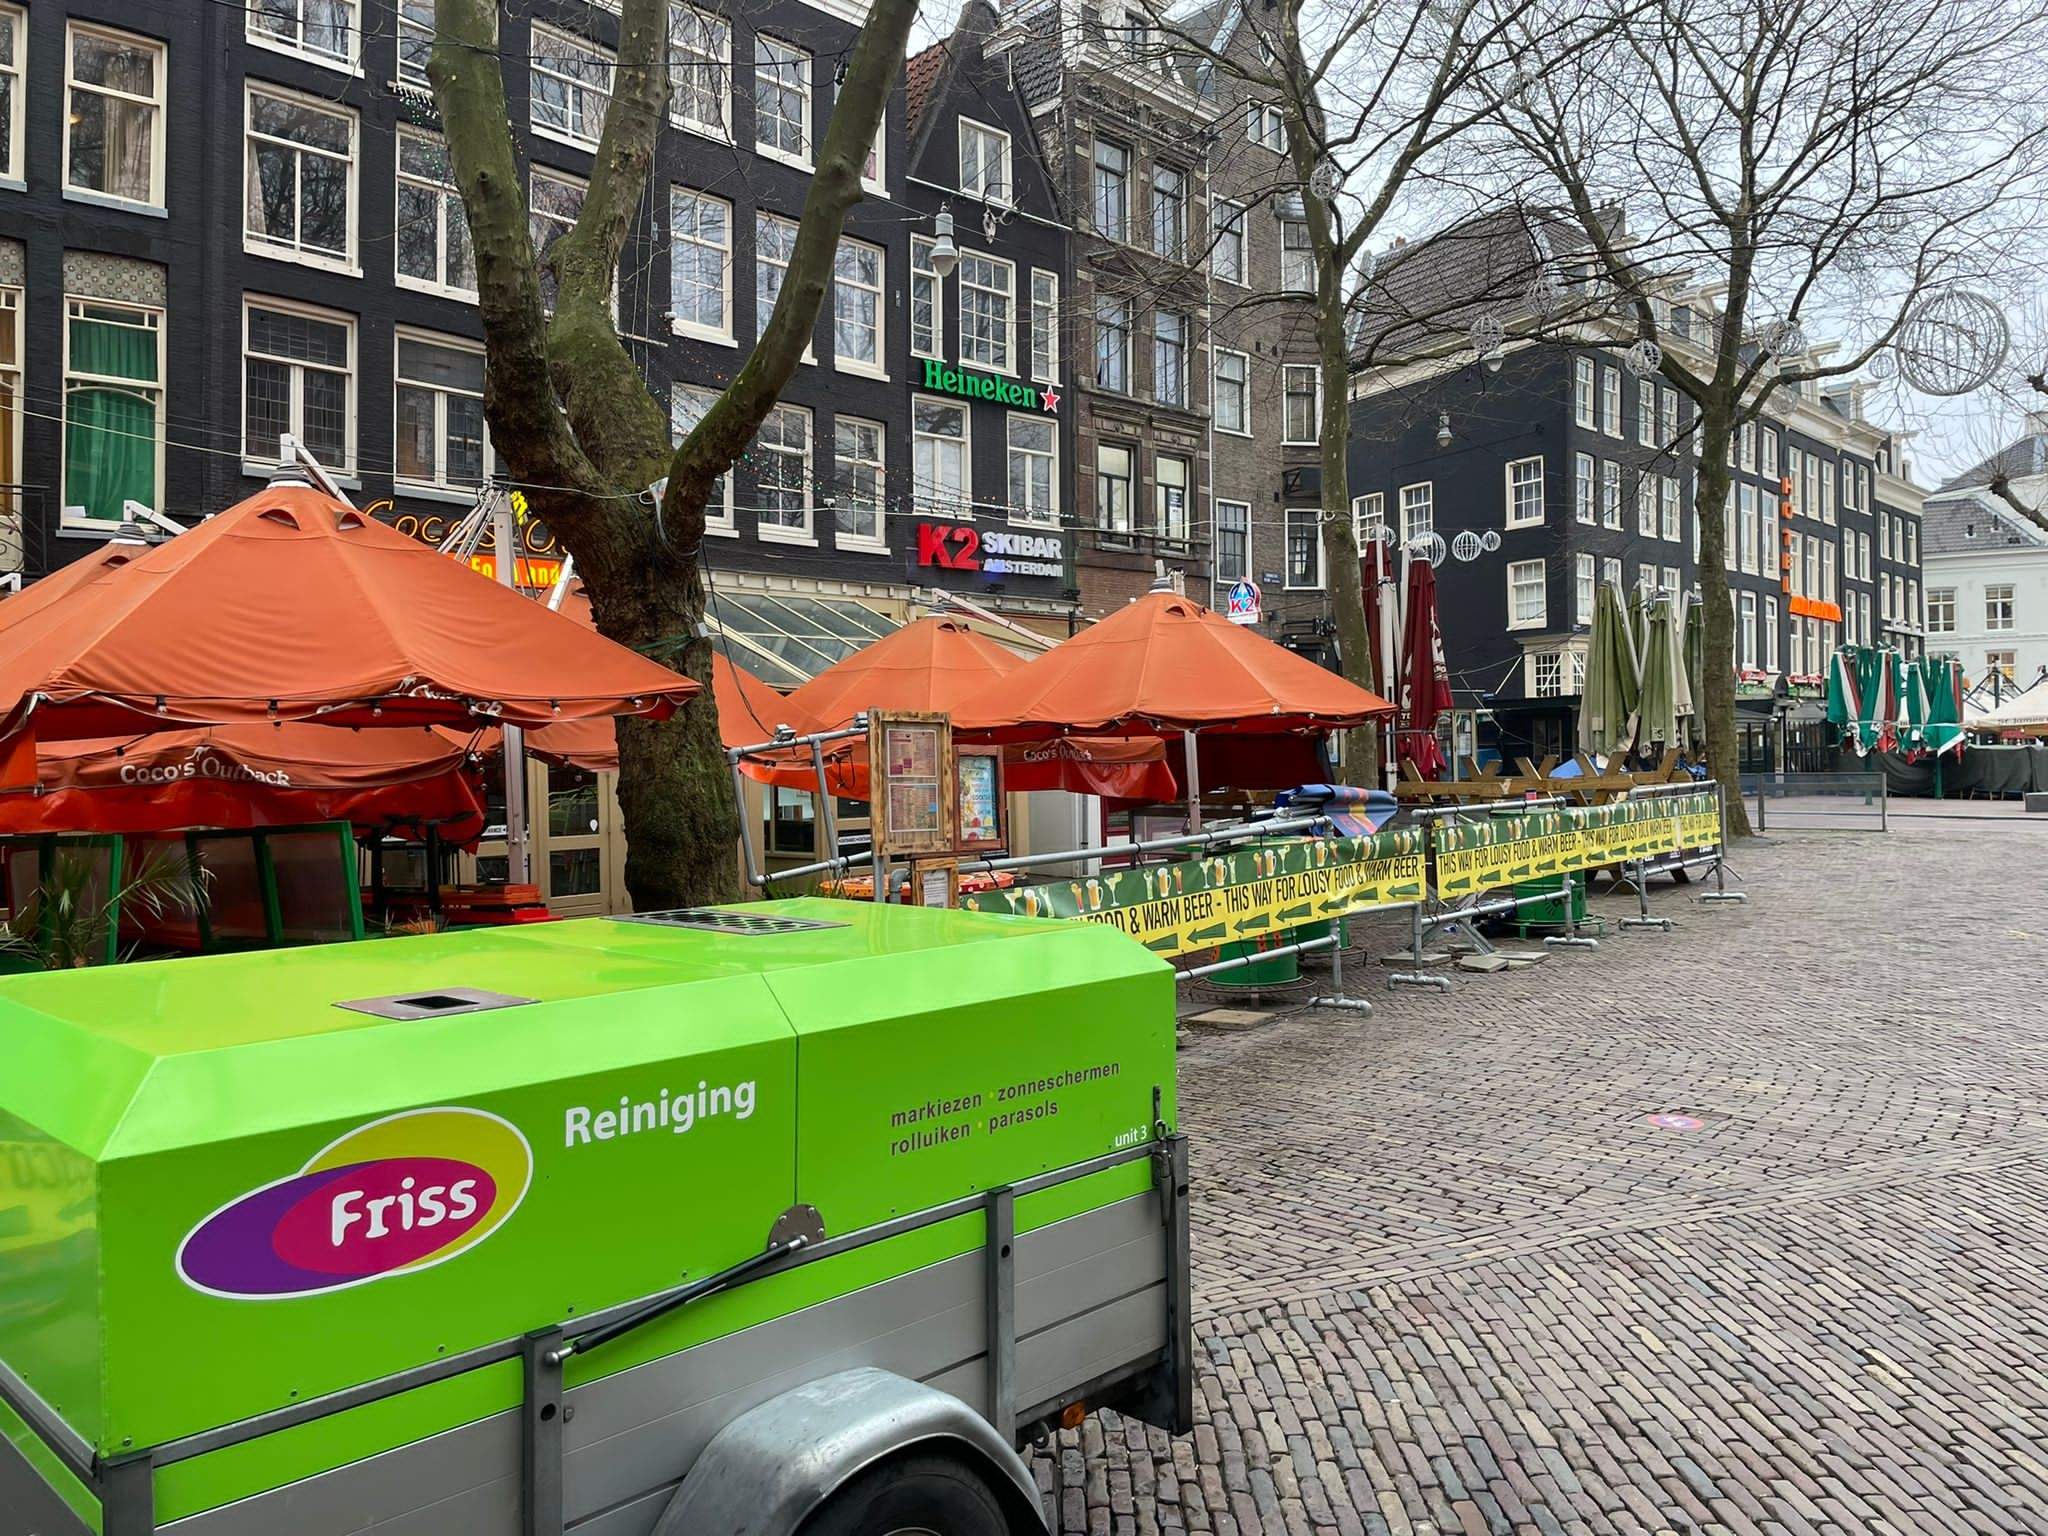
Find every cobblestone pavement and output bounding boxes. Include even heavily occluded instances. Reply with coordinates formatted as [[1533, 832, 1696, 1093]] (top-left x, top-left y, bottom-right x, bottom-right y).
[[1036, 819, 2048, 1535]]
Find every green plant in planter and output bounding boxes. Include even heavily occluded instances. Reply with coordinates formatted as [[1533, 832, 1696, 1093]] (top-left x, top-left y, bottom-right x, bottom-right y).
[[0, 845, 210, 970]]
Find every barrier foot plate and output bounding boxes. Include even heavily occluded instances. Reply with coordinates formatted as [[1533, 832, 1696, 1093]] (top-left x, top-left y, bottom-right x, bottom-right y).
[[1699, 892, 1749, 904], [1306, 996, 1375, 1015], [1388, 972, 1454, 992], [1543, 935, 1600, 949], [1619, 917, 1676, 932]]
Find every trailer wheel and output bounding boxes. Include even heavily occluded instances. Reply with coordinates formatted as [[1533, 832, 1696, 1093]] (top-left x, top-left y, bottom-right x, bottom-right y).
[[801, 1448, 1020, 1536]]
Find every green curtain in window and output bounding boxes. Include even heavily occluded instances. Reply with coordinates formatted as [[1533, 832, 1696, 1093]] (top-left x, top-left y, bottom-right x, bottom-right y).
[[66, 387, 156, 522]]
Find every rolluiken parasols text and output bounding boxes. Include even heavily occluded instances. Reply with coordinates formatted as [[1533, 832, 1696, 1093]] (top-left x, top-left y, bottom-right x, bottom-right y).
[[887, 1061, 1121, 1156]]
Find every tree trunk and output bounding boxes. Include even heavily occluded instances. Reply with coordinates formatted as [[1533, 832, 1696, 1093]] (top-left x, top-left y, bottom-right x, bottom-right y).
[[1315, 303, 1379, 782], [1688, 408, 1752, 836]]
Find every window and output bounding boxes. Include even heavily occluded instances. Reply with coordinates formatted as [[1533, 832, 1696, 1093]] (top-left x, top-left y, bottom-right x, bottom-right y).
[[833, 237, 884, 375], [668, 5, 731, 138], [250, 0, 357, 69], [396, 0, 433, 85], [1762, 428, 1779, 480], [1508, 560, 1546, 629], [1738, 484, 1757, 573], [1788, 531, 1803, 595], [912, 397, 969, 517], [1155, 454, 1189, 540], [1987, 649, 2017, 682], [1575, 554, 1595, 626], [752, 403, 811, 538], [1213, 201, 1246, 285], [1352, 493, 1384, 541], [1600, 367, 1621, 436], [1601, 460, 1621, 529], [1532, 651, 1563, 699], [1603, 556, 1622, 592], [1738, 421, 1755, 473], [1573, 358, 1595, 429], [1905, 521, 1918, 565], [1926, 588, 1955, 634], [832, 416, 885, 549], [0, 5, 19, 183], [668, 187, 732, 341], [957, 117, 1011, 203], [1790, 620, 1805, 676], [958, 251, 1014, 372], [1281, 220, 1313, 295], [245, 85, 358, 268], [394, 332, 488, 493], [1097, 443, 1133, 532], [1661, 476, 1680, 542], [1400, 482, 1433, 544], [1907, 579, 1919, 626], [65, 23, 164, 208], [1738, 592, 1757, 669], [1822, 542, 1836, 603], [242, 299, 354, 473], [1637, 387, 1655, 447], [1094, 296, 1130, 392], [1247, 102, 1284, 151], [1150, 163, 1186, 259], [1663, 565, 1680, 596], [1092, 139, 1128, 240], [1283, 365, 1319, 445], [911, 238, 942, 360], [1574, 453, 1595, 523], [670, 384, 733, 531], [395, 129, 475, 298], [1144, 311, 1185, 407], [754, 36, 809, 166], [1505, 456, 1544, 528], [1821, 460, 1836, 524], [1661, 388, 1678, 449], [530, 167, 588, 312], [755, 210, 802, 346], [1285, 507, 1322, 589], [1007, 414, 1058, 527], [530, 24, 612, 149], [62, 298, 162, 525], [1031, 271, 1059, 383], [1805, 537, 1819, 599], [1764, 595, 1780, 671], [1216, 500, 1249, 583], [1637, 471, 1656, 538], [1214, 349, 1249, 434], [1987, 584, 2015, 631]]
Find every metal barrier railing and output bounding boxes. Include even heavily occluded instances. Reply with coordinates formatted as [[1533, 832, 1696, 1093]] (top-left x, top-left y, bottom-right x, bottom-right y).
[[1741, 770, 1888, 833]]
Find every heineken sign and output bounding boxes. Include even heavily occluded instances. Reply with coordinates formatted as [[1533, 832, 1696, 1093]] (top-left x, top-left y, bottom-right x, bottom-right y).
[[920, 357, 1059, 413]]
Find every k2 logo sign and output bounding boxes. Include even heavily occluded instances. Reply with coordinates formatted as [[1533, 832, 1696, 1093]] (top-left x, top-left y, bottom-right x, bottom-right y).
[[917, 522, 982, 571]]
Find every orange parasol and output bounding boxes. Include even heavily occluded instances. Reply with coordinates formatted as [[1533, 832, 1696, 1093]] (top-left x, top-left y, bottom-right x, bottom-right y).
[[785, 614, 1029, 726], [0, 482, 697, 744], [952, 589, 1395, 742]]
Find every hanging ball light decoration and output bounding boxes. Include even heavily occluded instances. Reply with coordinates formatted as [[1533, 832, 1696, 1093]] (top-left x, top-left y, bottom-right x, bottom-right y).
[[1755, 319, 1806, 359], [1410, 531, 1448, 567], [1451, 530, 1484, 562], [1480, 528, 1502, 553], [1468, 310, 1506, 363], [1524, 266, 1564, 319], [1868, 347, 1897, 382], [1358, 518, 1393, 546], [1896, 289, 2010, 397], [1307, 159, 1340, 201], [1624, 338, 1662, 379]]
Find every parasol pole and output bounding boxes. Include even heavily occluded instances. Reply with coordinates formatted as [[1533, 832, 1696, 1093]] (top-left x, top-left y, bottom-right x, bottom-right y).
[[492, 488, 533, 886], [1183, 728, 1203, 832]]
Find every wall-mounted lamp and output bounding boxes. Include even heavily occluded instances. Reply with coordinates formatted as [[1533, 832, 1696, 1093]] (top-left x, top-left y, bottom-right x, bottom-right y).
[[931, 206, 960, 278], [1436, 412, 1453, 449]]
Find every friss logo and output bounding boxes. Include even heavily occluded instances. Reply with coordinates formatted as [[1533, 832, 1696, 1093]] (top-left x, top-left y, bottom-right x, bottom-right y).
[[175, 1107, 533, 1300]]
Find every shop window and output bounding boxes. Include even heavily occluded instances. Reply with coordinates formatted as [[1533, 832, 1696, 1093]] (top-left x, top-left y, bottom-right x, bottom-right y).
[[767, 787, 816, 856], [396, 128, 476, 298], [912, 397, 969, 518], [65, 22, 165, 210], [63, 297, 163, 527], [395, 331, 489, 493], [243, 299, 354, 473], [669, 4, 731, 139]]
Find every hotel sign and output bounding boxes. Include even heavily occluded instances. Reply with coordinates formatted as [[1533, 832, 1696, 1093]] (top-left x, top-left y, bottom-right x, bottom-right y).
[[919, 358, 1059, 413]]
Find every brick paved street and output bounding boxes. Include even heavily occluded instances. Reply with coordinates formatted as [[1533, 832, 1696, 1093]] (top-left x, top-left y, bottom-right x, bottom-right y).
[[1037, 818, 2048, 1535]]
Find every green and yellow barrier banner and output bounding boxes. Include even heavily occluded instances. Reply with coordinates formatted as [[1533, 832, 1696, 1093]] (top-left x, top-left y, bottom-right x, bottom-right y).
[[1434, 791, 1719, 898], [961, 828, 1426, 957]]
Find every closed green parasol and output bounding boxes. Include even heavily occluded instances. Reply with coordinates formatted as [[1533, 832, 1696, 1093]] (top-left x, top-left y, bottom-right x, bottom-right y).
[[1578, 582, 1642, 758], [1637, 594, 1684, 749]]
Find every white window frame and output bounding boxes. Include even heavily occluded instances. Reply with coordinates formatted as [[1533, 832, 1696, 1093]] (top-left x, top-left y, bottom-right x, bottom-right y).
[[1739, 590, 1757, 669], [832, 235, 886, 379], [1504, 455, 1544, 528], [1986, 583, 2016, 631], [395, 127, 476, 300], [240, 295, 356, 477], [1352, 493, 1384, 542], [1575, 553, 1595, 626], [1213, 347, 1251, 436], [1926, 587, 1955, 634], [392, 328, 492, 499], [831, 413, 888, 552], [668, 185, 734, 343], [1660, 387, 1678, 449], [754, 210, 812, 359], [958, 116, 1012, 204], [1096, 442, 1134, 533], [1574, 451, 1594, 524], [1531, 650, 1563, 699], [668, 4, 732, 142], [396, 0, 432, 86], [1154, 453, 1191, 542], [753, 35, 810, 169], [1573, 357, 1595, 429], [1660, 476, 1680, 542], [1600, 460, 1620, 529], [61, 295, 164, 529], [1282, 364, 1320, 446], [1094, 296, 1130, 393], [913, 394, 971, 519], [243, 82, 360, 273], [1637, 386, 1654, 447], [0, 3, 20, 186], [1764, 594, 1780, 671], [1399, 481, 1433, 545], [248, 0, 360, 73], [1006, 412, 1059, 528], [1149, 161, 1186, 260], [752, 402, 813, 542], [671, 383, 735, 534], [1284, 505, 1324, 589], [1215, 498, 1250, 584], [911, 237, 943, 360], [1638, 470, 1657, 539], [1600, 366, 1621, 436], [957, 248, 1014, 373], [1212, 200, 1246, 286], [1507, 559, 1546, 630], [1152, 310, 1188, 409], [64, 21, 166, 212], [1030, 270, 1059, 385], [1247, 101, 1284, 152], [1092, 138, 1128, 241], [529, 22, 613, 151], [1280, 219, 1313, 295]]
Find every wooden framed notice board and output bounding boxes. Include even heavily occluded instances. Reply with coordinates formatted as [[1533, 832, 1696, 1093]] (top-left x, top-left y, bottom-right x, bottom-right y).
[[867, 710, 956, 857]]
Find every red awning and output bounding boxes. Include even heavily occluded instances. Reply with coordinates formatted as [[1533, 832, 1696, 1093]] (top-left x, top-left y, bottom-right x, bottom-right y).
[[0, 484, 697, 743]]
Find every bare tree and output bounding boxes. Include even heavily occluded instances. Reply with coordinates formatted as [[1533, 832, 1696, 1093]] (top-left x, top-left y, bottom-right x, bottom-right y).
[[430, 0, 918, 905], [1495, 0, 2048, 829]]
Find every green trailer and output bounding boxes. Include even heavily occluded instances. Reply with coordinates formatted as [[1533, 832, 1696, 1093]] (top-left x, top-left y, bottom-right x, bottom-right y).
[[0, 900, 1189, 1535]]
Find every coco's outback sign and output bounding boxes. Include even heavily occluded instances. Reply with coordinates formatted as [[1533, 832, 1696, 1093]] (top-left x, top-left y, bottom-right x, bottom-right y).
[[1433, 792, 1719, 898], [961, 830, 1425, 956], [919, 357, 1053, 412]]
